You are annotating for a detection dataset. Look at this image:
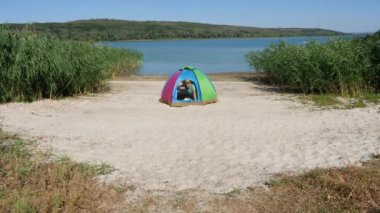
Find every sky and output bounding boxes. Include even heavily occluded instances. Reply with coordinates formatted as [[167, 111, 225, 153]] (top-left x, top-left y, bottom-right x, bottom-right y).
[[0, 0, 379, 33]]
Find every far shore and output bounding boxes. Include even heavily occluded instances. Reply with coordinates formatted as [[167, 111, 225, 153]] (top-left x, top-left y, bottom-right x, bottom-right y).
[[115, 71, 257, 82], [97, 34, 353, 43]]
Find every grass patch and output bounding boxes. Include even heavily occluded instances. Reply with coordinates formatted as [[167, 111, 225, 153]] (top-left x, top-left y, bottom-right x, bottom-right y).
[[345, 99, 367, 109], [299, 94, 340, 107], [297, 93, 380, 109], [310, 95, 340, 107], [0, 131, 124, 212], [224, 188, 241, 197], [361, 93, 380, 104]]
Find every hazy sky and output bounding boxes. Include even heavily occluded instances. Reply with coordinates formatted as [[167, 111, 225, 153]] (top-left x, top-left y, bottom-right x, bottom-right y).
[[0, 0, 379, 33]]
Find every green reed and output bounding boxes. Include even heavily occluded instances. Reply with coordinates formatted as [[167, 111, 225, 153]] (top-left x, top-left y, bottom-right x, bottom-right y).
[[246, 37, 377, 95], [0, 29, 142, 102]]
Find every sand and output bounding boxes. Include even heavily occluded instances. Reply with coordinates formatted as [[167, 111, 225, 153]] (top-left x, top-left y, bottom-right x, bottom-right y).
[[0, 80, 379, 192]]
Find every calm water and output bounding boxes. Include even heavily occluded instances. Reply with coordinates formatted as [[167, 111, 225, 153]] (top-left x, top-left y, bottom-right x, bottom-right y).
[[101, 36, 336, 75]]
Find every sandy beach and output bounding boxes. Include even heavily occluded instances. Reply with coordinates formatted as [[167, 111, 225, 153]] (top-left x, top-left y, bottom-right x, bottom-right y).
[[0, 79, 379, 193]]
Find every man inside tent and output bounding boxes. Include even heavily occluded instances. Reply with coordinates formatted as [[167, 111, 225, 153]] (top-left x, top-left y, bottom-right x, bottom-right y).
[[177, 81, 187, 100], [184, 80, 197, 100], [177, 80, 197, 101]]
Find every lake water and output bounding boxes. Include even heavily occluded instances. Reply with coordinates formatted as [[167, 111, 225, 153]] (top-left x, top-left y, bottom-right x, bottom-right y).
[[101, 36, 336, 75]]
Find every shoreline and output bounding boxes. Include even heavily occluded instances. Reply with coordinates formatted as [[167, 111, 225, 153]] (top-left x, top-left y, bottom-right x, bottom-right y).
[[115, 71, 257, 82], [98, 34, 350, 43]]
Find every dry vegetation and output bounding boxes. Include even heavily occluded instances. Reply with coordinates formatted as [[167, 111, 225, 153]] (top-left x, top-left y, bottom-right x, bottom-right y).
[[123, 157, 380, 212], [0, 131, 126, 212], [255, 160, 380, 212], [1, 130, 379, 212]]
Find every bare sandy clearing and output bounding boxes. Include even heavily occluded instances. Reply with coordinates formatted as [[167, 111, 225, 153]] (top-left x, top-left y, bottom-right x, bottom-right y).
[[0, 81, 379, 192]]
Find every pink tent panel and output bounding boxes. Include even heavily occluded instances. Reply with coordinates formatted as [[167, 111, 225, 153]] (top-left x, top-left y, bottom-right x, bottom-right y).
[[161, 70, 181, 103]]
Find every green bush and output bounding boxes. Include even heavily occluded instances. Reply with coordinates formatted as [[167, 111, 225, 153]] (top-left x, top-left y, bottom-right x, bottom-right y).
[[246, 35, 379, 95], [0, 28, 142, 102]]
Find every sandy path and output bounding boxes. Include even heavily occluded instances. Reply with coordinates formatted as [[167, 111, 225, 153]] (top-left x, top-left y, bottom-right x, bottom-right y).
[[0, 81, 379, 192]]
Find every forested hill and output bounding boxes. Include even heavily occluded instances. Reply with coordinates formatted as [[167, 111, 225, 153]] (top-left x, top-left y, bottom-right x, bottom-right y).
[[3, 19, 345, 41]]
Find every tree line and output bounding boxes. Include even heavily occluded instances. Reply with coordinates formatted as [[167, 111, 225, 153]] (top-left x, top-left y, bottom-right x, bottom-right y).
[[3, 19, 344, 41]]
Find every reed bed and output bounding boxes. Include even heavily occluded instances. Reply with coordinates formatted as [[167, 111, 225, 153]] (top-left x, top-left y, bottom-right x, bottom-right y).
[[246, 33, 380, 95], [0, 29, 142, 102]]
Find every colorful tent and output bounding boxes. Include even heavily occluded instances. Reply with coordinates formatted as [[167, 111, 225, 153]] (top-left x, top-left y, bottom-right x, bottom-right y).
[[160, 67, 217, 106]]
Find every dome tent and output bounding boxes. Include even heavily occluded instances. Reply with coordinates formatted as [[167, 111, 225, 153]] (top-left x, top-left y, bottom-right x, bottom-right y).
[[160, 67, 217, 106]]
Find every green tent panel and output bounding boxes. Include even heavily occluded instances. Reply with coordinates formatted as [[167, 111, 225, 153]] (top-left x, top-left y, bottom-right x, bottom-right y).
[[193, 68, 217, 102]]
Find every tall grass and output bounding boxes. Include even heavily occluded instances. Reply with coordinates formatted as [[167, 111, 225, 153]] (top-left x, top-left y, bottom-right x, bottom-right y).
[[365, 31, 380, 90], [0, 28, 142, 102], [246, 35, 379, 95]]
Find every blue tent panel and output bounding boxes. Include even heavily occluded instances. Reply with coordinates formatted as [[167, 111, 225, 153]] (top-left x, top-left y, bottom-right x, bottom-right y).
[[171, 69, 202, 103]]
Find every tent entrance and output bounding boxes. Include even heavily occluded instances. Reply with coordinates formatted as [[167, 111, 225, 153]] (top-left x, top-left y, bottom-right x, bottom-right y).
[[172, 70, 202, 103], [176, 80, 199, 102]]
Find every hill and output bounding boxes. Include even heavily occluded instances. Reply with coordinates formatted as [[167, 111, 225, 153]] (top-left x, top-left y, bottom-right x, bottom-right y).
[[3, 19, 345, 41]]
